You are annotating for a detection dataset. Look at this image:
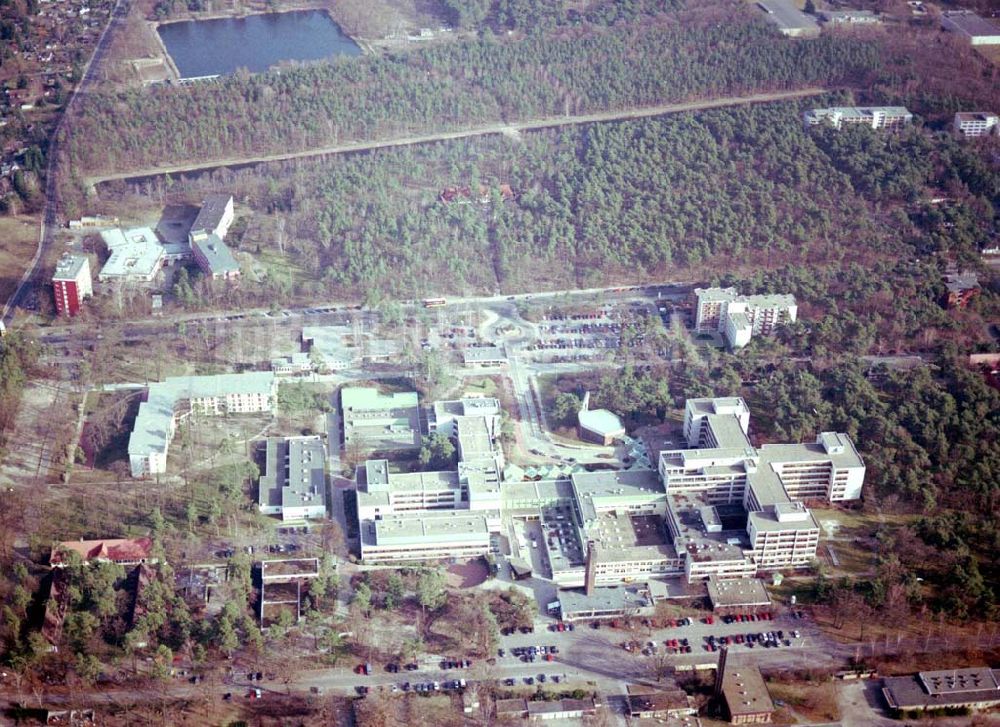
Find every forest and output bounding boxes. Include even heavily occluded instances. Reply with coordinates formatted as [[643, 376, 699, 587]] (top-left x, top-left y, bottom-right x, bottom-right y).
[[100, 97, 997, 357], [61, 14, 883, 179]]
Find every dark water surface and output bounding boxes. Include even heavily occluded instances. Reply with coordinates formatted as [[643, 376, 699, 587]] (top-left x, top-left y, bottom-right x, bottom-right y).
[[158, 10, 361, 78]]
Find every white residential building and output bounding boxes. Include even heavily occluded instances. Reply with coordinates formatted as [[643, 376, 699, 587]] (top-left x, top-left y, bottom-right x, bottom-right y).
[[693, 288, 797, 349], [127, 372, 275, 477], [954, 112, 999, 137], [803, 106, 913, 131]]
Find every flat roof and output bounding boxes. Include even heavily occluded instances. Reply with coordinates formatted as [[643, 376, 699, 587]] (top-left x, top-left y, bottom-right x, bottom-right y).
[[706, 414, 752, 449], [53, 253, 89, 281], [193, 234, 240, 275], [456, 416, 494, 459], [883, 668, 1000, 710], [721, 662, 775, 717], [99, 227, 164, 279], [259, 436, 327, 511], [302, 325, 356, 363], [694, 287, 738, 303], [558, 585, 651, 616], [756, 0, 820, 32], [707, 577, 771, 608], [128, 372, 274, 457], [372, 511, 494, 545], [463, 345, 506, 363], [341, 386, 418, 412]]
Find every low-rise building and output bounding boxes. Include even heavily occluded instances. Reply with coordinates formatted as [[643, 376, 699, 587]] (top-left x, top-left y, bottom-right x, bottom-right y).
[[626, 685, 697, 719], [463, 345, 507, 367], [50, 537, 155, 566], [818, 9, 880, 24], [577, 391, 625, 445], [944, 270, 980, 309], [258, 436, 328, 521], [803, 106, 913, 131], [271, 352, 313, 375], [941, 10, 1000, 46], [52, 253, 92, 316], [341, 386, 421, 452], [707, 577, 771, 612], [954, 112, 999, 137], [99, 227, 165, 283], [755, 0, 821, 37], [882, 667, 1000, 713], [189, 193, 234, 242], [719, 660, 775, 724], [191, 234, 240, 280]]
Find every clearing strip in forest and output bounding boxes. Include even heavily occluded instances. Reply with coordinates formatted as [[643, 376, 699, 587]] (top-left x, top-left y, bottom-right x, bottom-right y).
[[84, 87, 828, 189]]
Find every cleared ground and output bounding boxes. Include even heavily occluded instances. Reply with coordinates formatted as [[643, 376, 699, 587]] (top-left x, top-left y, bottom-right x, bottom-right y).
[[0, 215, 41, 308]]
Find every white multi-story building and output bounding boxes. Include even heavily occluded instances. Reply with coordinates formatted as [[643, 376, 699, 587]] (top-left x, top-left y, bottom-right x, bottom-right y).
[[352, 390, 863, 590], [659, 398, 864, 576], [693, 288, 797, 349], [127, 372, 275, 477], [803, 106, 913, 131], [954, 112, 999, 137], [99, 227, 165, 283]]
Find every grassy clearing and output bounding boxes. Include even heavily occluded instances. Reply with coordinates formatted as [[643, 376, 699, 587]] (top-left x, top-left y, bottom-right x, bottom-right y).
[[0, 215, 39, 304], [766, 678, 840, 724]]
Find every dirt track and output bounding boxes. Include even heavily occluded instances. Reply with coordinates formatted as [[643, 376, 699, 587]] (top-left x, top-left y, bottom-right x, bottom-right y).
[[84, 86, 828, 188]]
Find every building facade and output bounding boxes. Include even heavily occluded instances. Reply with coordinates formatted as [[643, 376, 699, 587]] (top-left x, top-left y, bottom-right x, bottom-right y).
[[127, 372, 276, 477], [693, 289, 797, 349], [954, 112, 999, 137], [52, 254, 92, 316], [803, 106, 913, 131]]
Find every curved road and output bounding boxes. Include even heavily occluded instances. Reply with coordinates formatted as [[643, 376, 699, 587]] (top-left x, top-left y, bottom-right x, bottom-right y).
[[0, 0, 129, 323]]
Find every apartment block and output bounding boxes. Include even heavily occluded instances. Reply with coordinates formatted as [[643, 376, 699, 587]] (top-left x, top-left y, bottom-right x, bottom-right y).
[[954, 112, 999, 137], [693, 288, 797, 349], [803, 106, 913, 130], [52, 253, 92, 316], [127, 372, 275, 477]]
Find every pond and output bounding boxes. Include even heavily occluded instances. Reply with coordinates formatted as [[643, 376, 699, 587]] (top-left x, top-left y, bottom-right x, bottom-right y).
[[157, 10, 361, 78]]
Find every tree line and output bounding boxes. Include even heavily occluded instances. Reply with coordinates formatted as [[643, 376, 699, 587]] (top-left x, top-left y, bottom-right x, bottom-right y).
[[62, 17, 882, 180]]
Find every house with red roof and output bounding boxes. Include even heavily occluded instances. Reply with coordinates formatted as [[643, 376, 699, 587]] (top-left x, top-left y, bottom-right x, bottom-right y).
[[50, 537, 156, 567]]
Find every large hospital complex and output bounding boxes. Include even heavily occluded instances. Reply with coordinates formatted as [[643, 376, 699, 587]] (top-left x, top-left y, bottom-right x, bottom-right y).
[[353, 390, 865, 601]]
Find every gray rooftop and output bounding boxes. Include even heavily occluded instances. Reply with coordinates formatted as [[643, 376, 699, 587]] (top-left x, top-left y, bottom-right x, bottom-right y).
[[128, 372, 275, 458], [883, 668, 1000, 711], [942, 11, 1000, 39], [53, 253, 89, 281], [463, 345, 507, 363], [258, 436, 327, 513], [707, 577, 771, 608], [191, 193, 232, 235], [756, 0, 821, 33], [193, 234, 240, 276]]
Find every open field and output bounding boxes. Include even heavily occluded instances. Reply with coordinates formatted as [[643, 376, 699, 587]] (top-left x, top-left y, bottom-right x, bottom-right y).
[[0, 215, 41, 308], [766, 677, 840, 724]]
